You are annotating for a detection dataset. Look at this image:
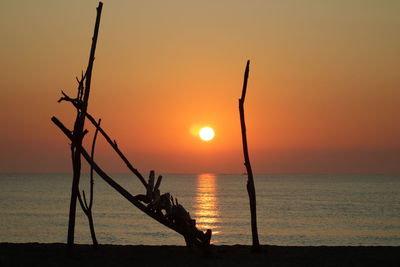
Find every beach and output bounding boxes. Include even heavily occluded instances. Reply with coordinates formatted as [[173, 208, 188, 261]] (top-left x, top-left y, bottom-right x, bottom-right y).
[[1, 243, 399, 267]]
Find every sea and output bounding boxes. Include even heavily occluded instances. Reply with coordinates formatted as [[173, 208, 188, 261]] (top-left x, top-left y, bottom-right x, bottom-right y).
[[0, 173, 399, 246]]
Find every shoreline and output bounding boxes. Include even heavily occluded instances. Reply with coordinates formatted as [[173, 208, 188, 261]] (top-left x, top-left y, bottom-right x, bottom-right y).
[[1, 243, 399, 266]]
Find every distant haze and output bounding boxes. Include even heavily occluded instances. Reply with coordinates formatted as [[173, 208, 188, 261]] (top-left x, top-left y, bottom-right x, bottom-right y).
[[0, 1, 399, 174]]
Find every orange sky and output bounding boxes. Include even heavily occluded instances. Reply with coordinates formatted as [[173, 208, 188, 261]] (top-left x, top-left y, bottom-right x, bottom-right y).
[[0, 1, 399, 174]]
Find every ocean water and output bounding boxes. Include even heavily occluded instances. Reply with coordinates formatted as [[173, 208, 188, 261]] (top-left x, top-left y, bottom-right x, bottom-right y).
[[0, 173, 399, 246]]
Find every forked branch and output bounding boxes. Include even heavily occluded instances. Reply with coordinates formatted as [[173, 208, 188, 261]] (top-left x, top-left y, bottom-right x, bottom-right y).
[[66, 2, 103, 252], [77, 118, 101, 247]]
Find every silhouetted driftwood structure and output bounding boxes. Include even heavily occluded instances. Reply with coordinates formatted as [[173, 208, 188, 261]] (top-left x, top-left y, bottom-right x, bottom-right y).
[[52, 2, 211, 251], [239, 60, 260, 250], [62, 2, 102, 253]]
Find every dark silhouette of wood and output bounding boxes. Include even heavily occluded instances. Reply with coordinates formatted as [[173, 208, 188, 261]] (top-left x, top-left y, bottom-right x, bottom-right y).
[[85, 111, 148, 188], [239, 60, 260, 250], [67, 2, 103, 253], [77, 119, 101, 248], [51, 116, 212, 248], [58, 91, 148, 189], [154, 175, 163, 192], [57, 91, 210, 248], [147, 170, 155, 200]]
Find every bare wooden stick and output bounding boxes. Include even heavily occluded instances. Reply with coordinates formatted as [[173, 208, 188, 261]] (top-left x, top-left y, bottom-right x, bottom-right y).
[[85, 119, 100, 247], [67, 2, 103, 252], [88, 119, 101, 210], [85, 111, 148, 188], [239, 60, 260, 250], [77, 118, 101, 247]]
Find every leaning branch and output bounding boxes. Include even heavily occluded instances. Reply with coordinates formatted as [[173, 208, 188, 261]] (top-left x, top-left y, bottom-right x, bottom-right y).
[[85, 113, 148, 188], [58, 92, 148, 189]]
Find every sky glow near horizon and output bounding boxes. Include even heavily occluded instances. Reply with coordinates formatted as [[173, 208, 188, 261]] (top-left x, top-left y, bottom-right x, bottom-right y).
[[0, 0, 399, 174]]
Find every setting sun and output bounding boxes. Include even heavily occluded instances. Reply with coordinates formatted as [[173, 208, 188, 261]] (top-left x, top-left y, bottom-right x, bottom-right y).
[[199, 127, 215, 142]]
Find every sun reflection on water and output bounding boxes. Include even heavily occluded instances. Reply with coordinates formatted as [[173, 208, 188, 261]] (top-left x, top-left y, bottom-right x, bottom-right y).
[[194, 173, 220, 236]]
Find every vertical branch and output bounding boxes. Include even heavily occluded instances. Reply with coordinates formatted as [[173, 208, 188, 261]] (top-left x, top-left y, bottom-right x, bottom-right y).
[[89, 119, 101, 210], [239, 60, 260, 250], [77, 118, 101, 247], [67, 2, 103, 252], [84, 119, 102, 247]]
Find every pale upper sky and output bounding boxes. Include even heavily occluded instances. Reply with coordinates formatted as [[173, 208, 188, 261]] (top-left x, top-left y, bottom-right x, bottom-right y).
[[0, 0, 399, 174]]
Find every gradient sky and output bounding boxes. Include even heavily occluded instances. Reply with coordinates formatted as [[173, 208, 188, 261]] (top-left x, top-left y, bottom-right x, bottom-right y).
[[0, 0, 399, 174]]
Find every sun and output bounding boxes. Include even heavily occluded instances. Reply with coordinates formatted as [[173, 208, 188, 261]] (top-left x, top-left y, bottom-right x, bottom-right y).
[[199, 127, 215, 142]]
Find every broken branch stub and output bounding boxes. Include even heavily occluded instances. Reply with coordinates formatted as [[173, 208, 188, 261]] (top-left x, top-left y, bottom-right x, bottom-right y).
[[154, 175, 163, 192]]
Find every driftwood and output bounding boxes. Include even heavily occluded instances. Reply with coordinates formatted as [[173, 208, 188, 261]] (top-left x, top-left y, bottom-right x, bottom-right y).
[[76, 119, 101, 247], [51, 117, 211, 247], [239, 60, 260, 250], [66, 1, 103, 252], [56, 92, 213, 247], [53, 1, 211, 249]]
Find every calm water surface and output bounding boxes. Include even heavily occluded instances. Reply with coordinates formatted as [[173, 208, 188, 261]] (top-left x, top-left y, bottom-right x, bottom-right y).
[[0, 173, 399, 246]]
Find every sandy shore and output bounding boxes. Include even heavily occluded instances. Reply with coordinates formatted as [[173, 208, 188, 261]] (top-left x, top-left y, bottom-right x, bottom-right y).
[[1, 243, 399, 267]]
